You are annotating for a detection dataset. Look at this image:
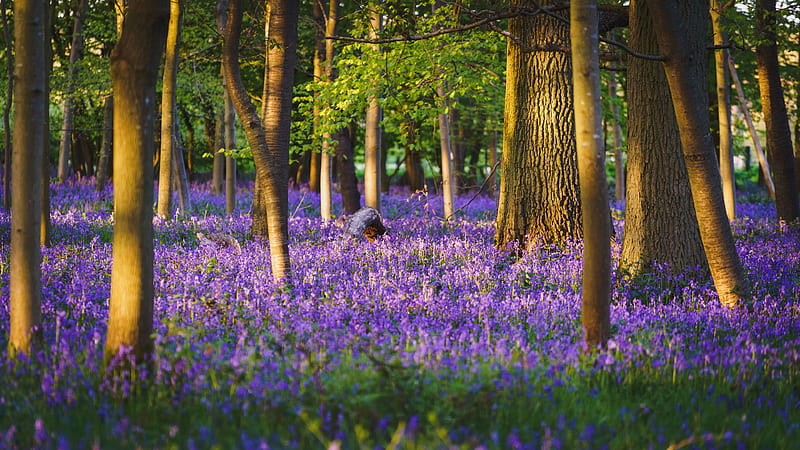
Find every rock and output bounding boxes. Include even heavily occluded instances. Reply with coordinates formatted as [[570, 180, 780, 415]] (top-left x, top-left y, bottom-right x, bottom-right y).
[[342, 207, 387, 242], [197, 232, 241, 251]]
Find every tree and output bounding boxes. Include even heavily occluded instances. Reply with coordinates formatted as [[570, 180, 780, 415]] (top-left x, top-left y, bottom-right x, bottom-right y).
[[495, 0, 582, 249], [712, 0, 736, 220], [648, 0, 747, 308], [571, 0, 610, 349], [1, 0, 10, 211], [56, 0, 88, 182], [319, 0, 337, 221], [9, 0, 47, 358], [105, 0, 169, 362], [363, 4, 382, 211], [157, 0, 183, 219], [222, 0, 295, 281], [755, 0, 799, 224], [621, 0, 706, 278]]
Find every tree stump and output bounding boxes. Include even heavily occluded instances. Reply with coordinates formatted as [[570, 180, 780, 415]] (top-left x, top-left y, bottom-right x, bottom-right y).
[[343, 207, 387, 242]]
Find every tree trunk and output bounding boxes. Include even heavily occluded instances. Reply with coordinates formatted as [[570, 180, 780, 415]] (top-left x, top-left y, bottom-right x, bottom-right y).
[[571, 0, 610, 350], [607, 67, 625, 203], [648, 0, 746, 308], [171, 108, 190, 214], [224, 87, 237, 215], [755, 0, 799, 223], [40, 2, 52, 248], [211, 111, 224, 194], [319, 0, 338, 221], [336, 125, 361, 214], [157, 0, 182, 219], [9, 0, 46, 358], [1, 0, 11, 211], [363, 3, 382, 211], [105, 0, 168, 362], [712, 0, 736, 220], [96, 95, 113, 191], [437, 84, 455, 219], [57, 0, 88, 182], [495, 0, 581, 249], [402, 121, 425, 192], [223, 0, 294, 281], [621, 0, 705, 277]]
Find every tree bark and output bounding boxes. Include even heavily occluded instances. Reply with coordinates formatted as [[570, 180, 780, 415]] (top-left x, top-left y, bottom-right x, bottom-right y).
[[755, 0, 799, 223], [711, 0, 736, 220], [224, 85, 237, 215], [437, 83, 455, 219], [157, 0, 182, 219], [56, 0, 88, 182], [572, 0, 610, 350], [495, 0, 581, 249], [40, 2, 52, 248], [211, 111, 224, 194], [621, 0, 705, 277], [319, 0, 338, 221], [648, 0, 746, 308], [105, 0, 168, 362], [9, 0, 46, 358], [223, 0, 294, 281]]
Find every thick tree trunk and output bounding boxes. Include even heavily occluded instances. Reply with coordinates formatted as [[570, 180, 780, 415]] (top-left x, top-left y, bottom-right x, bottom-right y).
[[157, 0, 182, 220], [105, 0, 168, 362], [57, 0, 88, 182], [9, 0, 46, 358], [648, 0, 746, 308], [572, 0, 610, 350], [755, 0, 799, 223], [223, 0, 294, 280], [621, 0, 705, 277], [495, 0, 581, 249], [712, 0, 736, 220]]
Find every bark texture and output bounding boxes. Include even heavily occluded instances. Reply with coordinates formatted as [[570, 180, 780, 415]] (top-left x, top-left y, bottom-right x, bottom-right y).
[[157, 0, 182, 219], [495, 0, 581, 249], [712, 0, 736, 220], [621, 0, 705, 276], [105, 0, 169, 361]]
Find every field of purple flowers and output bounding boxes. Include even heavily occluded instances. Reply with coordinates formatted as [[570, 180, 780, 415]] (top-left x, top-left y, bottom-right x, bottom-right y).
[[1, 179, 799, 449]]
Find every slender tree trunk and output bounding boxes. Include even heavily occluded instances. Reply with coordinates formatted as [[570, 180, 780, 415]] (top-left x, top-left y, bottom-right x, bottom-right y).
[[224, 86, 236, 215], [319, 0, 338, 221], [437, 84, 455, 219], [755, 0, 799, 223], [96, 95, 113, 191], [172, 107, 190, 214], [363, 4, 382, 211], [211, 112, 224, 194], [495, 0, 581, 249], [621, 0, 705, 277], [9, 0, 46, 358], [729, 58, 776, 199], [157, 0, 182, 219], [607, 68, 625, 202], [57, 0, 88, 182], [487, 129, 498, 198], [105, 0, 168, 362], [712, 0, 736, 220], [648, 0, 746, 308], [336, 125, 361, 214], [308, 0, 324, 194], [1, 0, 11, 211], [223, 0, 294, 280], [572, 0, 610, 350]]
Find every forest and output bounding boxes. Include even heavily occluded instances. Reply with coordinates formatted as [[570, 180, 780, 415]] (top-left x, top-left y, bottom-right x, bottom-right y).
[[1, 0, 799, 448]]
